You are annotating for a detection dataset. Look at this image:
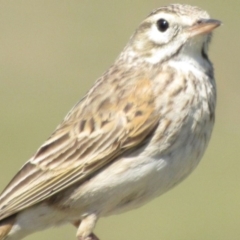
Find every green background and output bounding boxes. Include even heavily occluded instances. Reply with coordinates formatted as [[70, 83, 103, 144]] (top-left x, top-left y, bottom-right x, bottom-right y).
[[0, 1, 239, 240]]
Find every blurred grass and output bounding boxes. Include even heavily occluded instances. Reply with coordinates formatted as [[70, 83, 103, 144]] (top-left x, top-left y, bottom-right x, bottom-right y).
[[0, 1, 239, 240]]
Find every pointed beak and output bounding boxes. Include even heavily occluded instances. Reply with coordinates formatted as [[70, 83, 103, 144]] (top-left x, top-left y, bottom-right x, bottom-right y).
[[188, 19, 221, 37]]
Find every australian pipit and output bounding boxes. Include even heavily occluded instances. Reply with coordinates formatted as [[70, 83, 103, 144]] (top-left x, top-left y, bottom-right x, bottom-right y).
[[0, 4, 221, 240]]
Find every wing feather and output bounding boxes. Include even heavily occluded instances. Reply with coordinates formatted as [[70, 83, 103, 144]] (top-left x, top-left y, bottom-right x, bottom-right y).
[[0, 76, 159, 220]]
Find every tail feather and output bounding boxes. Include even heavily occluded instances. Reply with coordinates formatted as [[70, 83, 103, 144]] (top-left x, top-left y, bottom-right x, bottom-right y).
[[0, 216, 15, 240]]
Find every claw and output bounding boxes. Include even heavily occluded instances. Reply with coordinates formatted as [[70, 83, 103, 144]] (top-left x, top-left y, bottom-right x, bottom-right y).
[[78, 233, 100, 240]]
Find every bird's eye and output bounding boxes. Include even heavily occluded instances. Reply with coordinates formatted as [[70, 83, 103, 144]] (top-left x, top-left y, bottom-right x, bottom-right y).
[[157, 19, 169, 32]]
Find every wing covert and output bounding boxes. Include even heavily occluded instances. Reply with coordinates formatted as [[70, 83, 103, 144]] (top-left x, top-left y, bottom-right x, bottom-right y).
[[0, 76, 159, 220]]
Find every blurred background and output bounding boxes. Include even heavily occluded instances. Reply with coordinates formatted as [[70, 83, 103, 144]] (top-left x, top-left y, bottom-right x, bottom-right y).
[[0, 1, 239, 240]]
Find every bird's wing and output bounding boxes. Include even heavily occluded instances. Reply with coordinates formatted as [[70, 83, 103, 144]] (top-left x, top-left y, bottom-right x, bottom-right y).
[[0, 77, 160, 220]]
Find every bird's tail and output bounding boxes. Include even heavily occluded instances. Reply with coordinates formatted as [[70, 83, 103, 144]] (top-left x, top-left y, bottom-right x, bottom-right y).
[[0, 216, 15, 240]]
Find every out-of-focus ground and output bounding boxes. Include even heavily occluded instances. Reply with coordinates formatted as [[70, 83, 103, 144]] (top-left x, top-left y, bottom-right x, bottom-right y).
[[0, 1, 239, 240]]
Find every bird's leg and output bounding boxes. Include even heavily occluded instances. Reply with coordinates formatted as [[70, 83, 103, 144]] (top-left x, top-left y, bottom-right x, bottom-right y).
[[72, 214, 99, 240]]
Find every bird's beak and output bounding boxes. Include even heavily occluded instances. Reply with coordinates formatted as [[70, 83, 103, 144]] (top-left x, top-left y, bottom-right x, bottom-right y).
[[188, 19, 221, 37]]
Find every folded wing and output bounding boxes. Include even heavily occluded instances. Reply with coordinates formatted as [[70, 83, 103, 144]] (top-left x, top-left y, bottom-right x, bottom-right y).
[[0, 76, 159, 220]]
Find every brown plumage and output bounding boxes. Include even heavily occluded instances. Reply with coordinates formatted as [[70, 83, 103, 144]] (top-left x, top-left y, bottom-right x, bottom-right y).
[[0, 4, 220, 240]]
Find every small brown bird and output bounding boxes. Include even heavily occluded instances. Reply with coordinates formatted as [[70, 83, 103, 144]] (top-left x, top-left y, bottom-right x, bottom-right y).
[[0, 4, 220, 240]]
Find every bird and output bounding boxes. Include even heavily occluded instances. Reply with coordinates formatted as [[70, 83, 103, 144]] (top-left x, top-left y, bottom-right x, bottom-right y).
[[0, 4, 221, 240]]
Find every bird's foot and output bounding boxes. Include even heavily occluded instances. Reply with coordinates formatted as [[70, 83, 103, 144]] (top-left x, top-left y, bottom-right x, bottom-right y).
[[78, 233, 100, 240]]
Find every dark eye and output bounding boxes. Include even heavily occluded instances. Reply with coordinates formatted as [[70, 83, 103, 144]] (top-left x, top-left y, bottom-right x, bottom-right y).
[[157, 19, 169, 32]]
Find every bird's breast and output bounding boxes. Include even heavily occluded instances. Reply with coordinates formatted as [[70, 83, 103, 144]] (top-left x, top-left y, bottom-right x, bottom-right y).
[[144, 60, 216, 186]]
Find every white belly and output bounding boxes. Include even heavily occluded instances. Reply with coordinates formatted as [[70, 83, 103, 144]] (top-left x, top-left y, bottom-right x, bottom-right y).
[[59, 117, 213, 218]]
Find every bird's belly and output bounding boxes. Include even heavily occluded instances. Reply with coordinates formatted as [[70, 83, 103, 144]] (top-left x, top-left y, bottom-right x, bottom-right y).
[[59, 122, 213, 218]]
